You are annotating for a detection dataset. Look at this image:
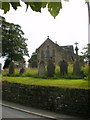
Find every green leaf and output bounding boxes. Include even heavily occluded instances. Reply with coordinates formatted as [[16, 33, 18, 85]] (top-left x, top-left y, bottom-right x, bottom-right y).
[[26, 2, 42, 12], [24, 2, 35, 12], [41, 2, 47, 8], [0, 1, 63, 18], [2, 2, 10, 13], [10, 1, 21, 10], [48, 2, 62, 18]]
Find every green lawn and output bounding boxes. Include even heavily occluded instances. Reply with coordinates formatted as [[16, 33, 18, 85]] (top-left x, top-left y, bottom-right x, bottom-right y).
[[2, 76, 89, 89]]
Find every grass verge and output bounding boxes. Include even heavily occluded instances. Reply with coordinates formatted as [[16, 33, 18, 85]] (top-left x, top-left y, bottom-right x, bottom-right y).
[[2, 76, 89, 89]]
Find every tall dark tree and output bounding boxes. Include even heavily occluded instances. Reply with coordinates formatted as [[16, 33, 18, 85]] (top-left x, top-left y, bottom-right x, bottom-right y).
[[0, 16, 29, 68], [28, 52, 38, 68]]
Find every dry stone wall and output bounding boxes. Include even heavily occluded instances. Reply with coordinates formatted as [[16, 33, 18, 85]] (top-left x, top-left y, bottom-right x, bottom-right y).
[[2, 81, 89, 118]]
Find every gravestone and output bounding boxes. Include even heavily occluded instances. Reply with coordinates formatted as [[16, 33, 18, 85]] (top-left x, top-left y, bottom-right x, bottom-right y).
[[59, 60, 68, 75], [47, 57, 55, 77], [19, 60, 26, 74], [9, 61, 15, 74], [73, 42, 81, 76], [38, 60, 45, 77], [73, 60, 81, 76], [19, 67, 25, 74]]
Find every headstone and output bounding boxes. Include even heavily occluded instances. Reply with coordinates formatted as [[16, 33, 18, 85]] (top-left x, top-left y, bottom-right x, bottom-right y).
[[19, 67, 25, 74], [9, 61, 15, 74], [73, 60, 81, 76], [38, 60, 45, 77], [73, 42, 81, 76], [59, 60, 68, 75], [47, 57, 55, 77]]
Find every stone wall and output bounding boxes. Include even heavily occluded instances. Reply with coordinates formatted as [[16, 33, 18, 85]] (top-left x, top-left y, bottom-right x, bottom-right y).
[[36, 39, 59, 64], [2, 81, 89, 118]]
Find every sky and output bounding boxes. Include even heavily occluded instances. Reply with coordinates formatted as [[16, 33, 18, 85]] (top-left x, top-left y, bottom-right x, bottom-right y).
[[0, 0, 89, 62]]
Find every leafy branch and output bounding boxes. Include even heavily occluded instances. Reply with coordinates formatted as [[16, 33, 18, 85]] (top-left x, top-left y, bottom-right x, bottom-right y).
[[0, 0, 64, 18]]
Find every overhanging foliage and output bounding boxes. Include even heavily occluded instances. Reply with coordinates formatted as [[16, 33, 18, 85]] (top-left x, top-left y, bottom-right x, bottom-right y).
[[0, 0, 63, 18]]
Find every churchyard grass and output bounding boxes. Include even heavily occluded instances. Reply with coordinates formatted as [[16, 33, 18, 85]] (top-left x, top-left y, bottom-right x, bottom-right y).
[[2, 76, 89, 89], [1, 64, 89, 89], [2, 76, 90, 89]]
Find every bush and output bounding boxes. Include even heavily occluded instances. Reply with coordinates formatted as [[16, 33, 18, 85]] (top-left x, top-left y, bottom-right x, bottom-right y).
[[81, 64, 89, 77]]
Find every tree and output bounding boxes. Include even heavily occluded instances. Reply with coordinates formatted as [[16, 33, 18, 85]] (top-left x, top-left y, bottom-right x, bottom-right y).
[[81, 44, 90, 65], [82, 44, 90, 80], [28, 52, 38, 68], [0, 16, 29, 68]]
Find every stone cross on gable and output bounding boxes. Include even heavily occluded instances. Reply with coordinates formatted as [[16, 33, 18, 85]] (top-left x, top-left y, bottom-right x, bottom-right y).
[[47, 36, 49, 39]]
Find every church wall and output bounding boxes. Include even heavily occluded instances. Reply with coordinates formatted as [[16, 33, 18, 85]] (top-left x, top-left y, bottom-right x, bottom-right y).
[[36, 39, 75, 65], [37, 40, 58, 64]]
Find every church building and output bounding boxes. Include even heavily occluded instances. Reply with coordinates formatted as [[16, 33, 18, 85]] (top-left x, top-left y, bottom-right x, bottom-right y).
[[36, 36, 75, 65]]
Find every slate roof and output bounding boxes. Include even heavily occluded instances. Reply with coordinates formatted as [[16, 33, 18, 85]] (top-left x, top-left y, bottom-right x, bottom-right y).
[[36, 37, 74, 53]]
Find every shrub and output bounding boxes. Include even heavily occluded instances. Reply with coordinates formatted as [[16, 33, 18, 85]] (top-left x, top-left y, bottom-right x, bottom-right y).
[[81, 64, 89, 77]]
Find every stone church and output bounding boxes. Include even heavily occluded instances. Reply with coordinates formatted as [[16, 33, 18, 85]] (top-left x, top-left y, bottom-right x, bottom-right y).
[[36, 36, 75, 65]]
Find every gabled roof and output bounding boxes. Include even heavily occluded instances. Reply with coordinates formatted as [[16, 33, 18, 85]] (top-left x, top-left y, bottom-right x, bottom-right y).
[[60, 45, 74, 51], [36, 37, 60, 52], [36, 37, 74, 53]]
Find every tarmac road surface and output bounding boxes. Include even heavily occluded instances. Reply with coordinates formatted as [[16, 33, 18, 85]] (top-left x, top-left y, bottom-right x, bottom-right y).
[[1, 101, 88, 120], [2, 105, 51, 119]]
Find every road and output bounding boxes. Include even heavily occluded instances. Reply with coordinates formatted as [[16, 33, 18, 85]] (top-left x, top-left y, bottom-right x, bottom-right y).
[[0, 101, 86, 120], [2, 105, 51, 119]]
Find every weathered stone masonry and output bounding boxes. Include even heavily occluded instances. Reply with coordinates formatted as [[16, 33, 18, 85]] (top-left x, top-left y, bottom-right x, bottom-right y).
[[36, 37, 75, 65], [2, 81, 89, 118]]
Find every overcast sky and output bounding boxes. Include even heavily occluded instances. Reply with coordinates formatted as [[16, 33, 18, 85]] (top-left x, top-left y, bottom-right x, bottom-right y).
[[0, 0, 89, 61]]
